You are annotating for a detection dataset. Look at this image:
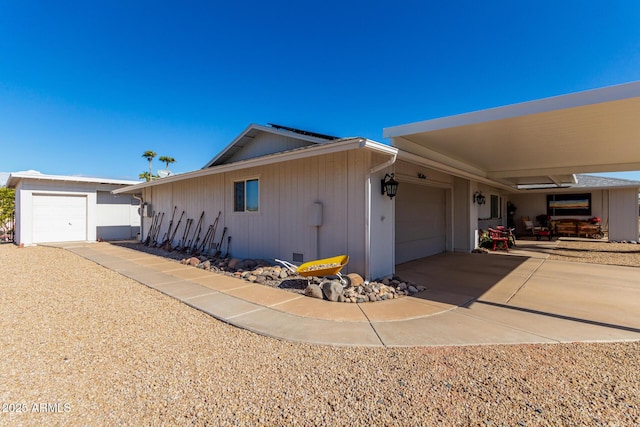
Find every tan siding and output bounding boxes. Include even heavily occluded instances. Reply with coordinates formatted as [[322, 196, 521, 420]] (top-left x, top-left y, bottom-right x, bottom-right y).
[[150, 184, 175, 244], [345, 150, 369, 274], [315, 152, 349, 267], [143, 149, 372, 274], [453, 177, 471, 251], [609, 188, 640, 241]]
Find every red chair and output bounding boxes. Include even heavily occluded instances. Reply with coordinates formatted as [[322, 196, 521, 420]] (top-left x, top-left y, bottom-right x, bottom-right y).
[[488, 228, 509, 252]]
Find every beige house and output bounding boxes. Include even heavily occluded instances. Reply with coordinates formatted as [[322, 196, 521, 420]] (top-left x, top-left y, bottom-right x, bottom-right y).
[[117, 124, 400, 279], [115, 82, 640, 279]]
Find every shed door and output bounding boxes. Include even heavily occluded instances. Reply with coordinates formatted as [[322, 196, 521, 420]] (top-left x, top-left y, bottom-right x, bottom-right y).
[[395, 184, 446, 264], [33, 194, 87, 243]]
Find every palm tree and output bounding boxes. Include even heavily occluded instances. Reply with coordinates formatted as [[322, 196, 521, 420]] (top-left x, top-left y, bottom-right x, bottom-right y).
[[142, 150, 157, 178], [139, 171, 151, 182], [158, 155, 176, 172]]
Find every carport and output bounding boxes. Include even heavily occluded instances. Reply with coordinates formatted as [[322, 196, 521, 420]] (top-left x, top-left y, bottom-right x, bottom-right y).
[[384, 81, 640, 244]]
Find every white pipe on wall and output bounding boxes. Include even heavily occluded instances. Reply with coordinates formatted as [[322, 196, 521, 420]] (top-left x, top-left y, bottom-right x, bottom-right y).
[[132, 194, 144, 242]]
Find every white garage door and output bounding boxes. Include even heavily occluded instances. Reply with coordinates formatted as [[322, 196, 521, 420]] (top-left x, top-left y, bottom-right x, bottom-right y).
[[33, 194, 87, 243], [395, 184, 446, 264]]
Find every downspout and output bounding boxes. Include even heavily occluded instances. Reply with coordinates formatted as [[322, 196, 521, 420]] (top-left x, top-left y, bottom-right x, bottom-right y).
[[364, 143, 397, 281], [132, 194, 143, 242]]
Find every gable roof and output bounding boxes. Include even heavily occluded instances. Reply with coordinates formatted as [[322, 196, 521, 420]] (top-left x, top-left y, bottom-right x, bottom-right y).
[[202, 123, 339, 168], [114, 137, 397, 194], [384, 81, 640, 188]]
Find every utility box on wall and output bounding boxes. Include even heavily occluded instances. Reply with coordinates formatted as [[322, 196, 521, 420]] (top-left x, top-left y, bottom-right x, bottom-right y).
[[309, 202, 323, 227], [142, 203, 152, 217]]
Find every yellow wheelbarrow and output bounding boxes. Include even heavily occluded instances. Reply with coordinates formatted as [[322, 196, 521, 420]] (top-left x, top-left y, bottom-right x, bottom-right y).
[[275, 255, 349, 284]]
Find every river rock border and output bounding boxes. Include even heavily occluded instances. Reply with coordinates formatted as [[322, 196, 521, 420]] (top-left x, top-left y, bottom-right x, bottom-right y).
[[178, 255, 426, 303]]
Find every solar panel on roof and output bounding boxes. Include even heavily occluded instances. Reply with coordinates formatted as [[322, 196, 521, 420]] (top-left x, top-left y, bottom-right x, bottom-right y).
[[267, 123, 339, 141]]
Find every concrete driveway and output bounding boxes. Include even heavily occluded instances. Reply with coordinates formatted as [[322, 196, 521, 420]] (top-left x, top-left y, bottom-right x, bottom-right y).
[[395, 240, 640, 344]]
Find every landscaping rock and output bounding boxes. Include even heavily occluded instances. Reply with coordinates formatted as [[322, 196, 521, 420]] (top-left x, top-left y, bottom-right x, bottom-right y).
[[234, 260, 249, 270], [122, 243, 421, 303], [322, 280, 343, 302], [346, 273, 364, 287], [304, 284, 324, 299]]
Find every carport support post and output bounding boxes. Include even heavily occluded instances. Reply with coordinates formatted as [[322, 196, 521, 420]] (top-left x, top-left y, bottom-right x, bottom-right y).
[[469, 181, 480, 250]]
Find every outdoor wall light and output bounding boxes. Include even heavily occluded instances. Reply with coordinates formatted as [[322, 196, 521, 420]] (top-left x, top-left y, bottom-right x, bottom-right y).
[[473, 191, 486, 205], [381, 173, 399, 199]]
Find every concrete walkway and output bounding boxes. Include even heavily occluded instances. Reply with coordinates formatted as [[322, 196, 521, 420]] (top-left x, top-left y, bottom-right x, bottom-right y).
[[55, 241, 640, 347]]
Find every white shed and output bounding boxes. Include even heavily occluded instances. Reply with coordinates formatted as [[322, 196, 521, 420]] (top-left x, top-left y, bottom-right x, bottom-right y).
[[7, 172, 141, 245]]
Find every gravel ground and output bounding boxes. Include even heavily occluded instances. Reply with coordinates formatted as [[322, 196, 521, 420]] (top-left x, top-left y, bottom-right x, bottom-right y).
[[549, 239, 640, 267], [1, 243, 639, 426]]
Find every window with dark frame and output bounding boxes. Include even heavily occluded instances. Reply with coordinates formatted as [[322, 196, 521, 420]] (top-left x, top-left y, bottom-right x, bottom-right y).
[[234, 179, 259, 212], [490, 194, 499, 218]]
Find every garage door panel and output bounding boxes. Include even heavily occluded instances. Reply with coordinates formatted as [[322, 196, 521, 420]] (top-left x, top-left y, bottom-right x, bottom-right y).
[[33, 195, 87, 243], [396, 219, 444, 240], [395, 184, 446, 264]]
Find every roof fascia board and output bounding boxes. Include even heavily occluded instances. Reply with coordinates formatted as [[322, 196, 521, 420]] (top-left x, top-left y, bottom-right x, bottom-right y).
[[7, 173, 138, 188], [396, 149, 515, 192], [114, 138, 395, 194], [392, 136, 488, 178], [202, 123, 332, 168], [359, 139, 399, 156], [383, 81, 640, 138]]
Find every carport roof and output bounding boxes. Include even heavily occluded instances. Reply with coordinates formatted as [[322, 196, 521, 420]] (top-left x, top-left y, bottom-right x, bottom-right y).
[[383, 81, 640, 188]]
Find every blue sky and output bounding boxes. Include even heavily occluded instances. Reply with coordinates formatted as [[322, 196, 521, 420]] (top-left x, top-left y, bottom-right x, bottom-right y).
[[2, 1, 640, 184]]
